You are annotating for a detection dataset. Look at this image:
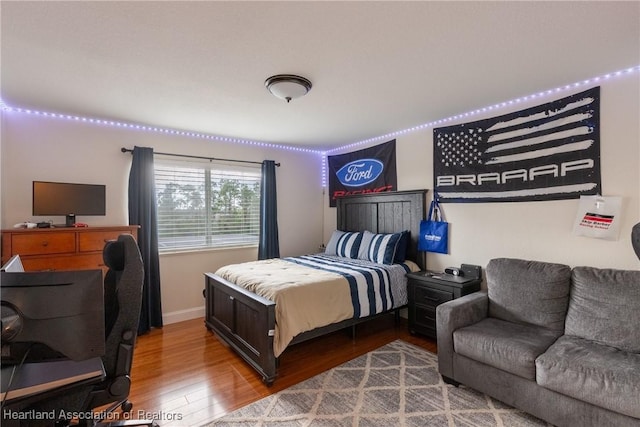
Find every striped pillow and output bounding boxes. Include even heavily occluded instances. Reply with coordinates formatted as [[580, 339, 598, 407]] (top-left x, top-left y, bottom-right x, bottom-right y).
[[325, 230, 346, 255], [335, 231, 363, 258], [394, 230, 411, 263], [359, 231, 403, 265]]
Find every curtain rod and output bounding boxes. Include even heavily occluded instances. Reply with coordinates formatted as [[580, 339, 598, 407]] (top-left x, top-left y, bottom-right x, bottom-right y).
[[121, 147, 280, 167]]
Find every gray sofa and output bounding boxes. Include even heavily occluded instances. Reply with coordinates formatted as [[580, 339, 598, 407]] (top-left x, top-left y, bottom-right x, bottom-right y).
[[436, 257, 640, 427]]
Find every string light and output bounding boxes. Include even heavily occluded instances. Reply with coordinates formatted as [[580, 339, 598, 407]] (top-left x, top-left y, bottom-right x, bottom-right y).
[[1, 65, 638, 188], [0, 104, 318, 154], [325, 65, 640, 155]]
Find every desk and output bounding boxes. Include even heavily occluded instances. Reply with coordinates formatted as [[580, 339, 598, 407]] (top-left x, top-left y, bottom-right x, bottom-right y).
[[1, 358, 105, 402]]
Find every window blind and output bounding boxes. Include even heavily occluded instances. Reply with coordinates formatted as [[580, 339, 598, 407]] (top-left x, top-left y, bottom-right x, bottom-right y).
[[154, 158, 261, 252]]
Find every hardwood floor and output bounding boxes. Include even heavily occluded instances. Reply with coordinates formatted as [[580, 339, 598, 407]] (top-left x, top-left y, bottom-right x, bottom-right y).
[[126, 315, 437, 426]]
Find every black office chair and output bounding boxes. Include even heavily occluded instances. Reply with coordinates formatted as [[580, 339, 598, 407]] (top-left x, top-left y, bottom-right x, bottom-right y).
[[633, 222, 640, 261], [10, 234, 154, 427], [77, 233, 149, 425]]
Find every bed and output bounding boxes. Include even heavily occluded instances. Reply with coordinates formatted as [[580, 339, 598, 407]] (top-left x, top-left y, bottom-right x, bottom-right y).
[[203, 189, 429, 385]]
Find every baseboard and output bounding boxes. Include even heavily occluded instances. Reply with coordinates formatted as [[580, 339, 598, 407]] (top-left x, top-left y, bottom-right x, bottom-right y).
[[162, 306, 205, 325]]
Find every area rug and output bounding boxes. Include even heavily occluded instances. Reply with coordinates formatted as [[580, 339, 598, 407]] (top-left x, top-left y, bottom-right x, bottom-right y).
[[203, 340, 552, 426]]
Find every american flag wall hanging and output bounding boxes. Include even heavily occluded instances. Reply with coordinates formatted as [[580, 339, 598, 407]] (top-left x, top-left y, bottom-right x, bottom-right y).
[[434, 86, 601, 203]]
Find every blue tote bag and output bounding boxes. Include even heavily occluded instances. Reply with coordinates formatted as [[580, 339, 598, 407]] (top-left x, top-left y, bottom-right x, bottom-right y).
[[418, 197, 449, 254]]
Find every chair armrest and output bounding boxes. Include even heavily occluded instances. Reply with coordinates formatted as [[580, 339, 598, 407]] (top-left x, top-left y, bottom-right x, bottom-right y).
[[436, 291, 488, 379]]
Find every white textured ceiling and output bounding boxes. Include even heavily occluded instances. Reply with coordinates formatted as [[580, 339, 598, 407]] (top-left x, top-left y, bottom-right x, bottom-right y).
[[2, 1, 639, 150]]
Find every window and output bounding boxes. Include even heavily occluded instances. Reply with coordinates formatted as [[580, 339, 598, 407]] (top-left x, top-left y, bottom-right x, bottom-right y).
[[154, 158, 261, 252]]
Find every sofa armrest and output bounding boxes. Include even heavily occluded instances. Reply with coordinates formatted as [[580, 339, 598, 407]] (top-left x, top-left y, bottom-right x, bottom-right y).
[[436, 291, 489, 379]]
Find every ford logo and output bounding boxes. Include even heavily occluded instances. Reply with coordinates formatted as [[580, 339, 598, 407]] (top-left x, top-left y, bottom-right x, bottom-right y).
[[336, 159, 384, 187]]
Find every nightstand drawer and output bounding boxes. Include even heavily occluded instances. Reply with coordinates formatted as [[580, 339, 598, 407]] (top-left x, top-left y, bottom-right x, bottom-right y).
[[414, 305, 436, 326], [414, 286, 453, 306], [407, 270, 482, 340]]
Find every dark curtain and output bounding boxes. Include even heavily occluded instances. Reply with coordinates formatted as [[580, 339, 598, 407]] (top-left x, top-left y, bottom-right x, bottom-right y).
[[258, 160, 280, 260], [128, 146, 163, 334]]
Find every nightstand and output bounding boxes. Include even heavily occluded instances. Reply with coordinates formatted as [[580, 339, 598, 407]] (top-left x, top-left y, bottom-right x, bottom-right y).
[[407, 271, 482, 339]]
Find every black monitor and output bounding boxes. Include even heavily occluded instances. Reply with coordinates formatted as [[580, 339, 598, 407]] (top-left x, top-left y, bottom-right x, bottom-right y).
[[32, 181, 106, 226], [0, 269, 105, 365]]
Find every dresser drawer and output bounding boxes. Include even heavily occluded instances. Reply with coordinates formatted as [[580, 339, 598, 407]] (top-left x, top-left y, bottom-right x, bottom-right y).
[[1, 226, 138, 272], [21, 253, 106, 272], [11, 232, 76, 256], [79, 230, 130, 252], [414, 286, 453, 307]]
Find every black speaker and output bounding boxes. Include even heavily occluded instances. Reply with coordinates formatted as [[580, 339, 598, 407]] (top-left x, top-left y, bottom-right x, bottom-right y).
[[444, 267, 462, 276], [461, 264, 482, 280]]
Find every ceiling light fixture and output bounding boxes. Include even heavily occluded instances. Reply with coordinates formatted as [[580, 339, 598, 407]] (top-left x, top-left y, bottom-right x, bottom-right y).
[[265, 74, 312, 103]]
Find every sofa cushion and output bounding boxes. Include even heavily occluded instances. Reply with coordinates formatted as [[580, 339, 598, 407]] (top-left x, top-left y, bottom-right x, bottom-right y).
[[565, 267, 640, 353], [486, 258, 572, 332], [536, 335, 640, 419], [453, 317, 562, 380]]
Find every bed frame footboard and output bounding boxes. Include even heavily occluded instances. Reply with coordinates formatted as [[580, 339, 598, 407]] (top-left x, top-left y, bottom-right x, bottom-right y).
[[204, 272, 405, 385], [204, 190, 429, 385], [204, 272, 277, 385]]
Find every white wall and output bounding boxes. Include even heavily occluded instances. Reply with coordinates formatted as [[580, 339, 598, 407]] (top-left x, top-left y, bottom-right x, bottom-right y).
[[2, 72, 638, 325], [324, 74, 640, 273], [0, 114, 324, 323]]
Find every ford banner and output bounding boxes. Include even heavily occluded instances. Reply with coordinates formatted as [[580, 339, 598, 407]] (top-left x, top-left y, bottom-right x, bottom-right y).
[[328, 139, 397, 207]]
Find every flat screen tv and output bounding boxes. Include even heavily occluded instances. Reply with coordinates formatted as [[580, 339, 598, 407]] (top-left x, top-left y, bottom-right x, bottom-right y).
[[32, 181, 106, 222]]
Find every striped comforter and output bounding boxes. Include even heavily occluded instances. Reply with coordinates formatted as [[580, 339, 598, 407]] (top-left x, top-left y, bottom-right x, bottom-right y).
[[214, 254, 418, 356], [284, 254, 411, 318]]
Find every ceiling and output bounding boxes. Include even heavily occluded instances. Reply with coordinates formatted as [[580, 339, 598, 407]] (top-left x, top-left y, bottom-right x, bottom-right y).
[[2, 1, 639, 151]]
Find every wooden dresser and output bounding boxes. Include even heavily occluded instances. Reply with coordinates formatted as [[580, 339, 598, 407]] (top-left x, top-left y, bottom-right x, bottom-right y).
[[1, 226, 139, 274]]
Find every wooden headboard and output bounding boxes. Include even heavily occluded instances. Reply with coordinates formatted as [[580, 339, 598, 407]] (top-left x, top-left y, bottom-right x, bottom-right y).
[[335, 189, 429, 269]]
